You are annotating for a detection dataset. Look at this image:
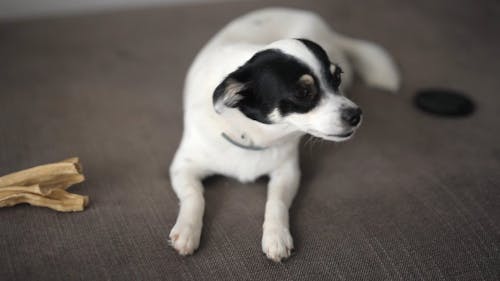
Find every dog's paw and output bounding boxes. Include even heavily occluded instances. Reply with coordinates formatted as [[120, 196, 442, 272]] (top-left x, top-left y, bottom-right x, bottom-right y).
[[262, 225, 294, 262], [169, 221, 202, 255]]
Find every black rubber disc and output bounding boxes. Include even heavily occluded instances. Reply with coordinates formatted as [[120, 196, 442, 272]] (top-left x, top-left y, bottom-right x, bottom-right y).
[[414, 88, 475, 117]]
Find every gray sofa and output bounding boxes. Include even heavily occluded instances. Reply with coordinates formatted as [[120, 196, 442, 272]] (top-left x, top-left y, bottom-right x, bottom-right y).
[[1, 0, 499, 280]]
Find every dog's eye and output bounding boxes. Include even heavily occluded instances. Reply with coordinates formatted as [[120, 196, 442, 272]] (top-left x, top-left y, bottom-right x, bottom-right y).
[[295, 74, 316, 99], [296, 85, 311, 98]]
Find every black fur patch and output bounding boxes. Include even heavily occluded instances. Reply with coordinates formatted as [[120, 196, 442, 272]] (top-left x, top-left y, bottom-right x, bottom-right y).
[[213, 40, 340, 124]]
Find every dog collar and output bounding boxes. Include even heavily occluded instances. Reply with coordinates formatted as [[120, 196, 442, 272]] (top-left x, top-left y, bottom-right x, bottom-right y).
[[221, 132, 268, 151]]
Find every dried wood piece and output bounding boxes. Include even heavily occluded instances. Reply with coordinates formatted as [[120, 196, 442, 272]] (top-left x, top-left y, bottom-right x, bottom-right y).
[[0, 157, 84, 189], [0, 158, 88, 212], [0, 184, 47, 195], [0, 189, 88, 212]]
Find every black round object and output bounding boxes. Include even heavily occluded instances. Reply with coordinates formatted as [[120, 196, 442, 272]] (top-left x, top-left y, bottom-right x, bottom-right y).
[[414, 88, 475, 117]]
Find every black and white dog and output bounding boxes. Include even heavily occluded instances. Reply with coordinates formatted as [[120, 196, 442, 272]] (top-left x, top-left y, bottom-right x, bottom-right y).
[[169, 8, 399, 262]]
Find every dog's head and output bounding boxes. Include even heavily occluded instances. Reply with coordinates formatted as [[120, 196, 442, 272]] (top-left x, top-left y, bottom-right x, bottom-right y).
[[213, 38, 362, 141]]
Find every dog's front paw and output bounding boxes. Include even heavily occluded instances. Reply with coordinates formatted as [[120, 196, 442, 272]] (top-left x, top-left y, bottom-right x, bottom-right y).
[[262, 224, 294, 262], [169, 221, 202, 255]]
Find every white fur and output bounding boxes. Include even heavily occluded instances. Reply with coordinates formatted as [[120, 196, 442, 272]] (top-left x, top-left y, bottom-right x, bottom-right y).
[[169, 7, 399, 261]]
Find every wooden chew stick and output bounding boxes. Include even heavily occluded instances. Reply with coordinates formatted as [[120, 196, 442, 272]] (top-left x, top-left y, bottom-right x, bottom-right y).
[[0, 158, 88, 212], [0, 184, 48, 195], [0, 157, 84, 189], [0, 188, 88, 212]]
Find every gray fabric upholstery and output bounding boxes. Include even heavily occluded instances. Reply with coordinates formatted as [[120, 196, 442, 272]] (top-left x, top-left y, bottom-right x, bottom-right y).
[[1, 0, 499, 280]]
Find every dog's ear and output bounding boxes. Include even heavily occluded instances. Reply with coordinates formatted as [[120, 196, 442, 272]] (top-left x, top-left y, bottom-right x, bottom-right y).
[[213, 67, 252, 114], [213, 78, 247, 113]]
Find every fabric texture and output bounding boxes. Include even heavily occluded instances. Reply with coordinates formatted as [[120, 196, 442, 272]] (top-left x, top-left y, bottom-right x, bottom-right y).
[[1, 0, 499, 280]]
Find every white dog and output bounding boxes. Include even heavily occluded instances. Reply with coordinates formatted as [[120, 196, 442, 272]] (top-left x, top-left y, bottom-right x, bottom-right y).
[[169, 7, 399, 262]]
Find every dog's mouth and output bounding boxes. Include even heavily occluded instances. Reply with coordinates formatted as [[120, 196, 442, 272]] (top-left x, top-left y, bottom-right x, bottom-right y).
[[307, 129, 355, 141], [327, 131, 354, 138]]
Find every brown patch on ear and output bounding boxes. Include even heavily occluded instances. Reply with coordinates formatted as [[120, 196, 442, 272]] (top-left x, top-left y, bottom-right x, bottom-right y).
[[329, 64, 336, 74], [223, 79, 246, 106], [213, 79, 246, 113]]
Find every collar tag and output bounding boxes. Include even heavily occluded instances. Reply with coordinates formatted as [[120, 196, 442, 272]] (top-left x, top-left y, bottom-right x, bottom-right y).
[[221, 132, 268, 151]]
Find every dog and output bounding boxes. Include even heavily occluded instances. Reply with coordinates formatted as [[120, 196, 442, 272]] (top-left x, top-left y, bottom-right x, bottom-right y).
[[169, 7, 399, 262]]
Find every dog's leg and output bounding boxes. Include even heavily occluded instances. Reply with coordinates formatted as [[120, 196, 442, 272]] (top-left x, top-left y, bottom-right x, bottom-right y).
[[262, 159, 300, 262], [169, 157, 206, 255]]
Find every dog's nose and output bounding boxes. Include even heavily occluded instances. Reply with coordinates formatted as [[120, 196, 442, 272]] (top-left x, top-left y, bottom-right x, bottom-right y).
[[341, 107, 362, 126]]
